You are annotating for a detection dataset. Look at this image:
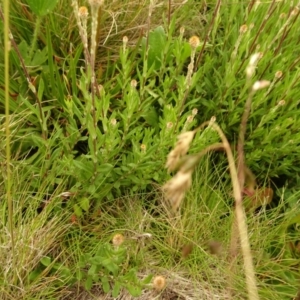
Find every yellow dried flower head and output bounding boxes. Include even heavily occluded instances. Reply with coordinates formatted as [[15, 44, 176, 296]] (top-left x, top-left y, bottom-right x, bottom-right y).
[[189, 36, 200, 49], [192, 108, 198, 116], [110, 118, 117, 126], [78, 6, 88, 18], [291, 7, 299, 16], [166, 122, 173, 129], [278, 99, 285, 106], [153, 275, 166, 291], [112, 234, 124, 247], [123, 36, 128, 44], [187, 115, 194, 123], [279, 13, 286, 19], [239, 24, 248, 34], [275, 71, 283, 79], [140, 144, 146, 152], [130, 79, 137, 88]]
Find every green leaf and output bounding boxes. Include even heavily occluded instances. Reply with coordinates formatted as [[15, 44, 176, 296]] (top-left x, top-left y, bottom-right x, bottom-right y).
[[141, 26, 167, 69], [38, 77, 44, 100], [88, 264, 98, 276], [101, 259, 119, 275], [73, 204, 83, 217], [127, 285, 142, 297], [79, 197, 90, 212], [76, 269, 84, 281], [40, 256, 52, 267], [28, 269, 42, 282], [97, 163, 114, 174], [26, 0, 59, 16], [142, 274, 153, 285], [112, 281, 121, 298], [101, 276, 110, 293], [31, 47, 48, 66], [85, 276, 93, 291]]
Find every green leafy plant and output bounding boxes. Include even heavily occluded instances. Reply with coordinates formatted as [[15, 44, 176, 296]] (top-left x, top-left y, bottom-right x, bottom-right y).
[[77, 236, 152, 297]]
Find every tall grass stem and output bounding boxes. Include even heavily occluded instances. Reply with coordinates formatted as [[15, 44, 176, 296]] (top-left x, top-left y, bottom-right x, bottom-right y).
[[3, 0, 14, 255]]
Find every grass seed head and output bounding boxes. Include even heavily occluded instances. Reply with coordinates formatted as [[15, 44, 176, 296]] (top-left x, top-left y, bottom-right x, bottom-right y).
[[165, 131, 195, 172], [163, 170, 193, 210]]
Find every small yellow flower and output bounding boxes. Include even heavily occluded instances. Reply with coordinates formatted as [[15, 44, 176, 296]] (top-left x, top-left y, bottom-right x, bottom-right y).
[[166, 122, 173, 129], [275, 71, 283, 79], [140, 144, 146, 152], [239, 24, 248, 34], [153, 275, 166, 291], [78, 6, 88, 18], [189, 36, 200, 49], [130, 79, 137, 88], [278, 99, 285, 106], [112, 234, 124, 247], [110, 118, 117, 126]]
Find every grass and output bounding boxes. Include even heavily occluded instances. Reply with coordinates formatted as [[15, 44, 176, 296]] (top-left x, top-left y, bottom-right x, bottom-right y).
[[1, 0, 300, 299]]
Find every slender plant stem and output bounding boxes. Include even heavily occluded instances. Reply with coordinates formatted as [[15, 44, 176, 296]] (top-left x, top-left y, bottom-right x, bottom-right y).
[[213, 123, 259, 300], [0, 8, 47, 140], [29, 15, 41, 60], [195, 0, 221, 69], [197, 121, 259, 300], [4, 0, 14, 255], [90, 3, 101, 176], [237, 90, 255, 190]]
